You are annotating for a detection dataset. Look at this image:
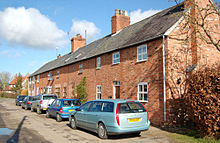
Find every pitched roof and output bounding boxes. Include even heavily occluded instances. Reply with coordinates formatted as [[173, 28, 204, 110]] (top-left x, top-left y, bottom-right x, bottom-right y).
[[30, 3, 184, 77]]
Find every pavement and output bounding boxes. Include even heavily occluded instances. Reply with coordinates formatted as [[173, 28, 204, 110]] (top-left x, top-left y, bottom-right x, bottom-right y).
[[0, 98, 175, 143]]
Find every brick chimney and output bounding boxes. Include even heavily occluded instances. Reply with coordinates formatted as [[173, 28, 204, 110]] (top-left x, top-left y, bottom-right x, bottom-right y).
[[71, 34, 86, 53], [111, 9, 130, 34]]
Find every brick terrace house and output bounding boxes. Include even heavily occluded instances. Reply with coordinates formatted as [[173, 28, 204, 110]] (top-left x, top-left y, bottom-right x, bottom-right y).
[[28, 0, 220, 125]]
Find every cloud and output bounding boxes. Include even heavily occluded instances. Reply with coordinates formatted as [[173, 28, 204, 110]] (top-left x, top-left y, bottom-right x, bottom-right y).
[[0, 7, 67, 49], [28, 61, 37, 67], [130, 9, 161, 24], [0, 49, 22, 58], [70, 20, 101, 43]]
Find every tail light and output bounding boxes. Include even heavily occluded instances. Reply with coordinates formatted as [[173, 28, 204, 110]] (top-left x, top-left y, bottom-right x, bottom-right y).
[[60, 107, 63, 113], [40, 100, 43, 104], [27, 102, 31, 104], [116, 103, 120, 126], [141, 103, 149, 123]]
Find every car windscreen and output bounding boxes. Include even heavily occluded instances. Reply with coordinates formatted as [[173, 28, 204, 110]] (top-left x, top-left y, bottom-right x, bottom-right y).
[[43, 96, 57, 100], [63, 100, 81, 107], [119, 102, 146, 114]]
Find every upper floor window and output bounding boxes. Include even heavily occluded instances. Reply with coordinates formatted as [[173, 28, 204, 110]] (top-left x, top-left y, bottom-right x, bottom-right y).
[[96, 85, 101, 99], [57, 70, 60, 79], [29, 77, 31, 83], [138, 82, 148, 102], [97, 57, 101, 69], [48, 72, 53, 80], [112, 52, 120, 64], [37, 75, 39, 83], [137, 45, 147, 62], [79, 64, 83, 73], [33, 76, 35, 82]]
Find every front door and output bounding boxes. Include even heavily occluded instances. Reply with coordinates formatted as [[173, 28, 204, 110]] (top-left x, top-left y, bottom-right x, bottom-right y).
[[113, 81, 120, 99]]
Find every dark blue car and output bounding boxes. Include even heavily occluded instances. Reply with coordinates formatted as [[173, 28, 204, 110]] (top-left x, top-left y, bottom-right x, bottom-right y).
[[46, 99, 81, 122], [15, 95, 27, 106]]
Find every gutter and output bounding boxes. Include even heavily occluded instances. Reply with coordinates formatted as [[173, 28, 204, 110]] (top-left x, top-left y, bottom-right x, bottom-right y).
[[162, 35, 166, 121]]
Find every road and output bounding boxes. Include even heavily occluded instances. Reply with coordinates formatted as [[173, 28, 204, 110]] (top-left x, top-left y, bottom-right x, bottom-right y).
[[0, 98, 175, 143]]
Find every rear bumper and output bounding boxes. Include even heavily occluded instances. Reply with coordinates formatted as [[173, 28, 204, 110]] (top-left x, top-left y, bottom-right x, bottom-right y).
[[60, 113, 70, 119], [107, 121, 150, 135]]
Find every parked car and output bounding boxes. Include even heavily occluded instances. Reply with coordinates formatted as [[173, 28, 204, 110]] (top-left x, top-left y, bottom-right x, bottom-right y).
[[31, 94, 57, 114], [46, 99, 81, 122], [69, 99, 150, 139], [15, 95, 27, 106], [21, 96, 36, 110]]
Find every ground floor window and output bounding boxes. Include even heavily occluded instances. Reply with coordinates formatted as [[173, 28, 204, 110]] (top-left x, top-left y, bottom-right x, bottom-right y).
[[138, 82, 148, 102], [63, 87, 67, 98], [96, 85, 101, 99], [36, 87, 40, 95], [47, 86, 52, 94]]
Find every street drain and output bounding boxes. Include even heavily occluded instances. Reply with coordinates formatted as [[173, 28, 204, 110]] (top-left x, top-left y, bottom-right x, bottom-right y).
[[0, 128, 14, 135]]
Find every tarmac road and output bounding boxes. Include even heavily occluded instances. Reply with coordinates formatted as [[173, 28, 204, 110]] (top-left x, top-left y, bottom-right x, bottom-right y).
[[0, 98, 174, 143]]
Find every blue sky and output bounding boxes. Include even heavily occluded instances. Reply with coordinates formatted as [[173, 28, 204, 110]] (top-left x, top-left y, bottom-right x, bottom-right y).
[[0, 0, 195, 77]]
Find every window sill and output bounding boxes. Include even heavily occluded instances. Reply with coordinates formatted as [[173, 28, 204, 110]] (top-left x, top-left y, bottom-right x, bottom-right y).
[[96, 67, 101, 70], [138, 100, 148, 103], [112, 62, 120, 66], [78, 72, 82, 75], [136, 59, 147, 63]]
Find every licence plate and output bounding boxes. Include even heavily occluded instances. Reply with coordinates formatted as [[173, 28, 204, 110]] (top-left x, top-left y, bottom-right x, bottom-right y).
[[128, 118, 141, 122], [69, 110, 73, 112]]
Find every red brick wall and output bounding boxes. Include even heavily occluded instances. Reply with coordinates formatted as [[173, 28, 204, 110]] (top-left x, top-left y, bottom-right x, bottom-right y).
[[30, 38, 165, 125]]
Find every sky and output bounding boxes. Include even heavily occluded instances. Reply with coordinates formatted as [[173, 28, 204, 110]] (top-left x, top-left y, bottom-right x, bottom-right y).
[[0, 0, 200, 77]]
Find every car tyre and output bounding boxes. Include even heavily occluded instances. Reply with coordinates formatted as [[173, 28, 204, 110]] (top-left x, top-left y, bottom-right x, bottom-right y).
[[98, 123, 108, 139], [70, 116, 77, 129], [37, 107, 42, 114], [56, 114, 62, 122], [31, 106, 34, 112], [46, 111, 50, 118], [25, 105, 28, 110], [134, 131, 141, 136]]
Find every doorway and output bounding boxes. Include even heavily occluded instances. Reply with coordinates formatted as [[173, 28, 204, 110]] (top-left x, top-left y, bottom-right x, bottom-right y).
[[113, 81, 120, 99]]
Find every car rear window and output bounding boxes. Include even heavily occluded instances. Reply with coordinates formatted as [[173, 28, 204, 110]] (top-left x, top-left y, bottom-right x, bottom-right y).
[[43, 96, 57, 100], [63, 100, 81, 107], [18, 96, 26, 99], [119, 102, 146, 114]]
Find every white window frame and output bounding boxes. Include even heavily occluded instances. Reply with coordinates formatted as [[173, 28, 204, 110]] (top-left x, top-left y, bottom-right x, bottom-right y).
[[112, 52, 120, 65], [48, 71, 53, 80], [97, 57, 101, 69], [37, 75, 39, 83], [79, 64, 83, 73], [138, 82, 148, 102], [96, 85, 101, 99], [137, 45, 147, 62]]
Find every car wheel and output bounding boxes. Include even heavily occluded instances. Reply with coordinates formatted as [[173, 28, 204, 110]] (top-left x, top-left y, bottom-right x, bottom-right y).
[[70, 117, 77, 129], [31, 107, 34, 112], [25, 105, 28, 110], [56, 114, 62, 122], [46, 111, 50, 118], [37, 107, 42, 114], [98, 123, 108, 139]]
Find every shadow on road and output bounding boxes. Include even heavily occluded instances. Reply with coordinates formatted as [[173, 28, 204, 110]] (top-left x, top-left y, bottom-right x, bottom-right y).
[[7, 116, 27, 143]]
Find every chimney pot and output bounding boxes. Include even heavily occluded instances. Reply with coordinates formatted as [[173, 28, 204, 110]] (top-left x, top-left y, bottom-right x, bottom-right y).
[[57, 54, 61, 59]]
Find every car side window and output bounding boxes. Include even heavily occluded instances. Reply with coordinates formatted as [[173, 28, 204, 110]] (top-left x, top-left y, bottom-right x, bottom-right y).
[[51, 100, 57, 106], [101, 102, 114, 112], [80, 102, 92, 112], [89, 102, 102, 112]]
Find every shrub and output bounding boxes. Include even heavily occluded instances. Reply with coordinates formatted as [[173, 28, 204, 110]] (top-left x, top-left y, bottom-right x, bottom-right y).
[[187, 65, 220, 138], [76, 77, 87, 104]]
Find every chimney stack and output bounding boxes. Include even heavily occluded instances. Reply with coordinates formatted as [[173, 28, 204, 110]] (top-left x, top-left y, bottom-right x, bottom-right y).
[[71, 34, 86, 53], [111, 9, 130, 34]]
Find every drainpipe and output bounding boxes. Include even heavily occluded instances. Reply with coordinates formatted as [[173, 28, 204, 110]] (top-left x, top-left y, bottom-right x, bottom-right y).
[[162, 35, 166, 121]]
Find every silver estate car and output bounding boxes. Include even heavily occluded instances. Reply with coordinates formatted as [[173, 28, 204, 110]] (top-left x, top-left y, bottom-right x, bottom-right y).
[[69, 99, 150, 139]]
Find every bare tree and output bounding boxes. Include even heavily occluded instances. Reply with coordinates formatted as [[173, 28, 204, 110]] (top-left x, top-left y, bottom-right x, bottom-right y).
[[170, 0, 220, 52], [0, 72, 12, 90]]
